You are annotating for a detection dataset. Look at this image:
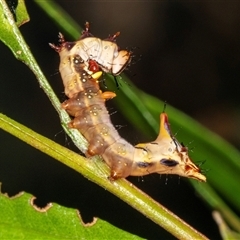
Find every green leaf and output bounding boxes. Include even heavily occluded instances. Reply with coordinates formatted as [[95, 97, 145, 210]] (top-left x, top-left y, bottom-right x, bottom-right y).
[[0, 0, 29, 56], [14, 0, 29, 27], [0, 0, 88, 153], [213, 211, 240, 240], [34, 0, 81, 38], [0, 189, 143, 239]]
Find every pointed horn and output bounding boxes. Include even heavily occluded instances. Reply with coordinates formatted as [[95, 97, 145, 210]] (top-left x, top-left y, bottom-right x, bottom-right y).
[[156, 113, 173, 141]]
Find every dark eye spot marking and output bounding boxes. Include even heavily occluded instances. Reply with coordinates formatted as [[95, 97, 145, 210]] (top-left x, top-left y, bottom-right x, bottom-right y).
[[150, 142, 158, 145], [137, 162, 153, 168], [160, 159, 179, 167]]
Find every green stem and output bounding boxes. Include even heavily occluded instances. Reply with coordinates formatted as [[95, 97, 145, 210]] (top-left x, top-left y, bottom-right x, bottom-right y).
[[0, 113, 208, 240], [0, 0, 87, 153]]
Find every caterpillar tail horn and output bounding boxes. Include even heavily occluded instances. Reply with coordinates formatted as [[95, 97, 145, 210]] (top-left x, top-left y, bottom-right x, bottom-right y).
[[135, 113, 206, 182]]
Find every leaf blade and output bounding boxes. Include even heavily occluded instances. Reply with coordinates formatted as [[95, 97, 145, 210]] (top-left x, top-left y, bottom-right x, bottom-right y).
[[0, 190, 143, 239]]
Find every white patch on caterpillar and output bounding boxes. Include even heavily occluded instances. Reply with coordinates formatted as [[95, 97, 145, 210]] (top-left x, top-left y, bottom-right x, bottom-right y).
[[75, 37, 131, 75], [50, 23, 206, 182]]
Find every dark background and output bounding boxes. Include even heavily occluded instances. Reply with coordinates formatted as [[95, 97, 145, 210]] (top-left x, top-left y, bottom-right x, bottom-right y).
[[1, 1, 240, 239]]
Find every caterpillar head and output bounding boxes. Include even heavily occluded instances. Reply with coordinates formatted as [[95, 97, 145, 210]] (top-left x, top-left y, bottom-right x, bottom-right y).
[[135, 113, 206, 181], [111, 50, 132, 75]]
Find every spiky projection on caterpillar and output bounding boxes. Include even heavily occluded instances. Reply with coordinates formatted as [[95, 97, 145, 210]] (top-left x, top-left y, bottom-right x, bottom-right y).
[[50, 23, 206, 182]]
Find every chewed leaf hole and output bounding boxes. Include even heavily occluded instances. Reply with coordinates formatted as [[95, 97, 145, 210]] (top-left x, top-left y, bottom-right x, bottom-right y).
[[77, 210, 98, 227], [0, 189, 139, 239], [30, 196, 53, 212], [0, 183, 24, 198]]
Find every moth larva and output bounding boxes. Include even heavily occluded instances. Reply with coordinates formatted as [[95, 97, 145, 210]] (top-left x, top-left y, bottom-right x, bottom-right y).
[[50, 24, 206, 182]]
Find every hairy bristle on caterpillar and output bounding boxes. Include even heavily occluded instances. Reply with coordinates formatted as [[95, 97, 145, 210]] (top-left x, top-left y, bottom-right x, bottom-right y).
[[50, 23, 206, 182]]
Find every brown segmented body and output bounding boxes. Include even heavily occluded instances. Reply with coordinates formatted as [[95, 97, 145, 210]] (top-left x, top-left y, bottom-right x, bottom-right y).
[[50, 25, 206, 181]]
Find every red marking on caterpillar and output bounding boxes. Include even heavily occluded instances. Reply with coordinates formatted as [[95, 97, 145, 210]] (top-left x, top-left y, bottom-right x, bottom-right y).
[[50, 23, 206, 182], [50, 22, 131, 77], [88, 59, 100, 73]]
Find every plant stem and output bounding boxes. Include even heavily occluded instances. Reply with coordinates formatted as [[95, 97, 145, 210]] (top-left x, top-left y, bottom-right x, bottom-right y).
[[0, 113, 208, 240]]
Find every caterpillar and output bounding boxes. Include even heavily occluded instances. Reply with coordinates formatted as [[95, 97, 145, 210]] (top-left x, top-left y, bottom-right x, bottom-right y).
[[50, 24, 206, 182]]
